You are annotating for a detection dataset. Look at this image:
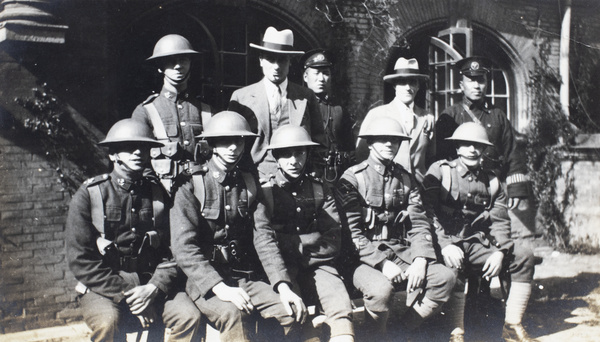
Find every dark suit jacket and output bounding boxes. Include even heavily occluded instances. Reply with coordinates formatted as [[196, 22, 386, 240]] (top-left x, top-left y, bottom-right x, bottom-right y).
[[229, 79, 326, 176]]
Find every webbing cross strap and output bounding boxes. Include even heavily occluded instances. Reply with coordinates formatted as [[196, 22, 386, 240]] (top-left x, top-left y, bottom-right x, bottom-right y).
[[144, 102, 212, 142], [87, 182, 164, 238], [192, 170, 257, 213]]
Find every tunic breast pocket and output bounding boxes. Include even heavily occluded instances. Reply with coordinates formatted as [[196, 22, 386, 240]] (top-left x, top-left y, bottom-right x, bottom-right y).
[[163, 123, 179, 138], [391, 188, 405, 208], [202, 199, 220, 220], [105, 206, 122, 223], [237, 198, 249, 218], [138, 208, 154, 225], [188, 123, 203, 137]]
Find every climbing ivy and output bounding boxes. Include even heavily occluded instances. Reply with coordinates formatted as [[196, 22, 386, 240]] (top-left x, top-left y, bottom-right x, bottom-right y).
[[526, 41, 576, 250], [14, 84, 107, 195]]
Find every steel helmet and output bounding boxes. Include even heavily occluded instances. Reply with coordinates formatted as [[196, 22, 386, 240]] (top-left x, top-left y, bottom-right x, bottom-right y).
[[446, 122, 493, 146], [358, 116, 410, 140], [268, 125, 320, 150], [147, 34, 199, 61], [98, 119, 164, 147], [197, 111, 259, 139]]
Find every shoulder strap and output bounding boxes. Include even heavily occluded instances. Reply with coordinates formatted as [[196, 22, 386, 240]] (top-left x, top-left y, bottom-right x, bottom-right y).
[[201, 103, 212, 127], [461, 103, 483, 125], [354, 169, 366, 198], [311, 181, 325, 213], [440, 164, 452, 202], [150, 182, 165, 229], [144, 102, 168, 140], [487, 175, 500, 210], [240, 171, 257, 207], [87, 185, 105, 238], [192, 174, 206, 212]]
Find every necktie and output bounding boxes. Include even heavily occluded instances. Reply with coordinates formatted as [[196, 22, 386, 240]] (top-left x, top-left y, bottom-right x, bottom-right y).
[[273, 86, 282, 121]]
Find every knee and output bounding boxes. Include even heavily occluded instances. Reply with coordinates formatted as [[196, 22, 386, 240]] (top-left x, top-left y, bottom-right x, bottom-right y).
[[215, 305, 248, 331], [87, 313, 119, 340], [362, 281, 394, 311]]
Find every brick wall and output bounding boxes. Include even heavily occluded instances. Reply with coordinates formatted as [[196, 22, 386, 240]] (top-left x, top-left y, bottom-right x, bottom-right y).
[[0, 130, 80, 333]]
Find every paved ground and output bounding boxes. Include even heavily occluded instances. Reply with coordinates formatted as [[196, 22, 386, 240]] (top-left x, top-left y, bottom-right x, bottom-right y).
[[1, 244, 599, 342]]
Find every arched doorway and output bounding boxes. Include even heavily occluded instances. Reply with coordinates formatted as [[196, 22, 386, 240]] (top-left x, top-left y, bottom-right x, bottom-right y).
[[114, 2, 317, 116], [385, 20, 526, 129]]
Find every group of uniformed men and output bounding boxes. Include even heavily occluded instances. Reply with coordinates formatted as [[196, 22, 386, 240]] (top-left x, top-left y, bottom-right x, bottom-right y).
[[66, 26, 536, 342]]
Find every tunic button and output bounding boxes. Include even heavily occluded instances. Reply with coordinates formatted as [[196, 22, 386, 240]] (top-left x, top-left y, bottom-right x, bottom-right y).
[[183, 140, 190, 146], [178, 104, 183, 109], [225, 205, 231, 210], [467, 193, 472, 198], [131, 228, 136, 233], [180, 121, 186, 126], [384, 176, 389, 181], [201, 212, 205, 217], [224, 224, 229, 229], [131, 208, 136, 212], [130, 190, 135, 195], [225, 185, 231, 191], [296, 207, 301, 212], [292, 192, 297, 197], [468, 176, 473, 181], [463, 205, 467, 209], [297, 227, 301, 231], [483, 201, 488, 205]]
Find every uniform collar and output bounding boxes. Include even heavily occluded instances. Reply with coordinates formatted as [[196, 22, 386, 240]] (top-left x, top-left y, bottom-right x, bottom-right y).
[[392, 98, 414, 113], [110, 169, 144, 191], [367, 155, 393, 176], [208, 159, 238, 184], [160, 85, 190, 102], [454, 158, 482, 179], [274, 169, 304, 189], [463, 97, 490, 111], [315, 93, 332, 104]]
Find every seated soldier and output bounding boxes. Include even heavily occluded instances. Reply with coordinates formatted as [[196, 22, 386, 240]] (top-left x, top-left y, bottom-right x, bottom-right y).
[[422, 122, 536, 342], [66, 119, 202, 342], [265, 125, 354, 342], [335, 117, 455, 340], [170, 111, 308, 342]]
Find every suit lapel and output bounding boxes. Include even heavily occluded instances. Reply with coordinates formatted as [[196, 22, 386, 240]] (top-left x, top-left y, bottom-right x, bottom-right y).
[[251, 81, 271, 139], [286, 84, 307, 126]]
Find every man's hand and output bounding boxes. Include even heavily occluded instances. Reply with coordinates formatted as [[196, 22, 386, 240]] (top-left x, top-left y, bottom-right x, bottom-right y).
[[442, 244, 464, 269], [404, 257, 427, 293], [277, 283, 307, 324], [124, 284, 159, 315], [482, 251, 504, 280], [508, 197, 521, 210], [381, 260, 405, 284], [212, 282, 254, 314], [424, 113, 435, 139]]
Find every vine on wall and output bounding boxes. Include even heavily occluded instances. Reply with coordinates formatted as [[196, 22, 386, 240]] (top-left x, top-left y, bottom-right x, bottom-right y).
[[526, 41, 576, 250], [14, 84, 107, 195]]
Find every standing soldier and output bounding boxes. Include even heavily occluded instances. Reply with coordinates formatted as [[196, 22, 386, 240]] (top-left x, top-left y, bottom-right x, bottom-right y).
[[356, 57, 435, 184], [335, 117, 455, 340], [66, 119, 202, 342], [435, 56, 530, 209], [170, 111, 308, 341], [229, 27, 325, 183], [132, 34, 213, 194], [265, 125, 354, 342], [299, 49, 355, 183], [422, 122, 536, 342]]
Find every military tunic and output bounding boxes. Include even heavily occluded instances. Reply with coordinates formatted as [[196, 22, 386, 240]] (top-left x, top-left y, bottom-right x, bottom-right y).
[[170, 159, 300, 341], [132, 86, 212, 161], [336, 157, 454, 312], [422, 158, 534, 285], [312, 95, 355, 183], [267, 170, 353, 337], [66, 170, 200, 342], [435, 98, 529, 198]]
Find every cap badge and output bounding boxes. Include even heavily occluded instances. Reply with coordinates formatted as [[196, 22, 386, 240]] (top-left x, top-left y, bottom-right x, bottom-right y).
[[470, 61, 480, 70]]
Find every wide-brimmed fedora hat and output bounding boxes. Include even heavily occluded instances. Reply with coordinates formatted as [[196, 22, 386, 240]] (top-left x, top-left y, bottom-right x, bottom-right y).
[[249, 27, 304, 55], [383, 57, 429, 83]]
